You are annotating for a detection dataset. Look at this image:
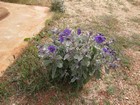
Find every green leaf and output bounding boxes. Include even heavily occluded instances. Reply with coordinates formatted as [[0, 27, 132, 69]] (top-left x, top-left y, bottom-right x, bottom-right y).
[[52, 66, 57, 79], [24, 38, 31, 41], [65, 41, 71, 46], [70, 64, 76, 71], [89, 66, 96, 76], [86, 54, 91, 59], [91, 46, 97, 57], [56, 55, 62, 60], [82, 61, 90, 67], [92, 46, 97, 53], [70, 77, 78, 83], [44, 60, 52, 66], [56, 62, 63, 68], [105, 67, 109, 74], [64, 54, 70, 60], [74, 54, 83, 61], [82, 71, 87, 79], [81, 58, 90, 67]]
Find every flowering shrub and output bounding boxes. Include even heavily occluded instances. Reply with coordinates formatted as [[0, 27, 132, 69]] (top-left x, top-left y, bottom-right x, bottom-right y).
[[38, 28, 119, 88]]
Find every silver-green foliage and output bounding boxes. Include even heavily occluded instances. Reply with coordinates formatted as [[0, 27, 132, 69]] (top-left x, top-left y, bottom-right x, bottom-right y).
[[38, 28, 118, 88]]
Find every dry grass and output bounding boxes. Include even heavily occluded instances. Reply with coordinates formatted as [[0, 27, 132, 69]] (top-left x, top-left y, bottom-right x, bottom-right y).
[[127, 0, 140, 6], [130, 17, 140, 25]]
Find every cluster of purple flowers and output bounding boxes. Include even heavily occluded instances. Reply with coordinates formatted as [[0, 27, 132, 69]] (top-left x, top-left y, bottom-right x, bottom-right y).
[[38, 28, 118, 69], [58, 28, 71, 43], [47, 28, 82, 53], [41, 28, 108, 53], [93, 33, 118, 68], [38, 29, 72, 54]]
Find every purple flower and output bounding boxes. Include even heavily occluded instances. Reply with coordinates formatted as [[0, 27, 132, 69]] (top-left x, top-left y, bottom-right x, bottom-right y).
[[48, 45, 56, 53], [77, 28, 81, 35], [63, 28, 71, 36], [103, 47, 109, 53], [94, 33, 106, 44], [59, 32, 65, 37], [59, 35, 64, 43], [103, 47, 116, 56], [58, 28, 71, 42]]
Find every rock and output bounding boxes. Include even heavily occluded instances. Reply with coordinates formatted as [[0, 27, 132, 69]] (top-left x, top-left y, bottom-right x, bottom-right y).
[[125, 97, 129, 100]]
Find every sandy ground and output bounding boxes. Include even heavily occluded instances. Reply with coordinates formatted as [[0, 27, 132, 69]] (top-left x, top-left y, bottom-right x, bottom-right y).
[[0, 1, 52, 77]]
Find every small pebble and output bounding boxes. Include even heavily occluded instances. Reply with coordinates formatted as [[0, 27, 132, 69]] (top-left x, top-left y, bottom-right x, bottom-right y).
[[125, 97, 129, 100]]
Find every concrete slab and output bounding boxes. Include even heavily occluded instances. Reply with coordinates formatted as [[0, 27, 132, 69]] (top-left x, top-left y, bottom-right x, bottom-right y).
[[0, 2, 52, 76]]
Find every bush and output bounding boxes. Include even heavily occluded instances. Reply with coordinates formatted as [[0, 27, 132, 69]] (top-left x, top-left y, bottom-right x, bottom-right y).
[[38, 28, 119, 89], [51, 0, 65, 12]]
